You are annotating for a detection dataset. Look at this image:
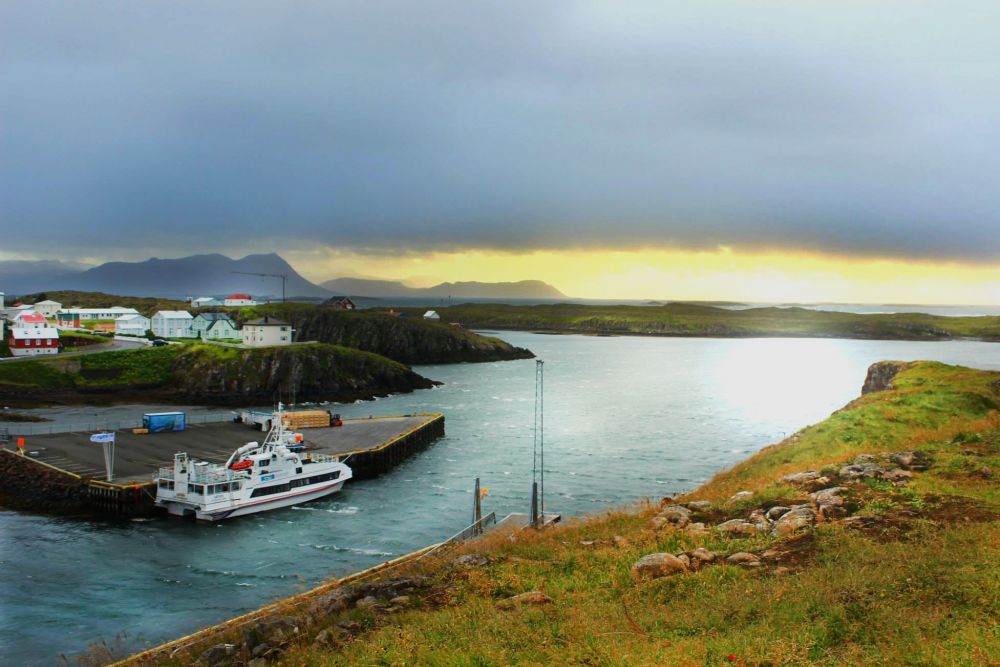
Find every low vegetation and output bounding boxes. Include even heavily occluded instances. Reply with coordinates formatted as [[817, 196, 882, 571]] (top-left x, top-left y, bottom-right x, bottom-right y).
[[59, 331, 111, 351], [17, 290, 189, 317], [236, 304, 535, 364], [137, 361, 1000, 666], [0, 342, 434, 405], [435, 302, 1000, 341]]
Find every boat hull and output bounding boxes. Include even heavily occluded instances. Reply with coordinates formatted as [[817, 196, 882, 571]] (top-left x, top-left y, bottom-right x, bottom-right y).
[[157, 480, 345, 521]]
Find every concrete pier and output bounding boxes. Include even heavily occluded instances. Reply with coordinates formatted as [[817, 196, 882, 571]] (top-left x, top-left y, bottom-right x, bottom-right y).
[[0, 413, 444, 517]]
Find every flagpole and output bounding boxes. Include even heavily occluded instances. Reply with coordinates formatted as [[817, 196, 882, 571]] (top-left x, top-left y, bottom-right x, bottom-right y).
[[90, 432, 116, 482]]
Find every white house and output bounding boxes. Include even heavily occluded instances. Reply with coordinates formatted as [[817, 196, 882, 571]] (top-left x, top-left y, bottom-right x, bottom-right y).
[[241, 316, 293, 347], [32, 300, 62, 318], [7, 312, 59, 356], [57, 307, 140, 324], [115, 314, 151, 337], [191, 296, 222, 308], [151, 311, 195, 338], [423, 310, 440, 320], [192, 312, 239, 340], [224, 293, 257, 307]]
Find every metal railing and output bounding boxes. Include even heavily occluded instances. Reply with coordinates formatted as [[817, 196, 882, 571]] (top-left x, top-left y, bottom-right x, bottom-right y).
[[417, 511, 497, 561], [1, 411, 237, 436]]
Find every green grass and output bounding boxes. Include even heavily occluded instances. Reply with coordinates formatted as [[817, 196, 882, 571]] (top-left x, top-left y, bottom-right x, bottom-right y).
[[0, 357, 74, 387], [59, 331, 110, 351], [18, 290, 189, 317], [0, 341, 423, 402], [76, 345, 181, 387], [147, 360, 1000, 667], [433, 302, 1000, 341]]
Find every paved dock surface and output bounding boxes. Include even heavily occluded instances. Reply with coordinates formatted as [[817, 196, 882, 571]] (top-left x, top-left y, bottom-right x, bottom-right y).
[[14, 415, 435, 484]]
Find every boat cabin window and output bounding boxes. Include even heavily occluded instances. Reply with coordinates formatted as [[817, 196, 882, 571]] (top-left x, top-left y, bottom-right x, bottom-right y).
[[249, 482, 292, 498], [158, 479, 175, 490], [187, 484, 204, 495]]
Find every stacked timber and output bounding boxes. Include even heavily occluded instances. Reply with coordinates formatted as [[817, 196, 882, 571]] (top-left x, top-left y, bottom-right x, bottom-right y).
[[282, 410, 331, 429]]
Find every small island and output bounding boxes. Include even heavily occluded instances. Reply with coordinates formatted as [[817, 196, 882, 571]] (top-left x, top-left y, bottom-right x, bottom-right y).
[[433, 302, 1000, 341]]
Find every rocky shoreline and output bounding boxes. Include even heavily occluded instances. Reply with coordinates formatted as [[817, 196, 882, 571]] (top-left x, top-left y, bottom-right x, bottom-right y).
[[0, 343, 439, 409], [73, 360, 1000, 665]]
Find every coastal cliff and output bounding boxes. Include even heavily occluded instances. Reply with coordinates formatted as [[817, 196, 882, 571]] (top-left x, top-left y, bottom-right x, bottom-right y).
[[130, 360, 1000, 666], [169, 343, 435, 403], [0, 343, 435, 406], [250, 307, 535, 364]]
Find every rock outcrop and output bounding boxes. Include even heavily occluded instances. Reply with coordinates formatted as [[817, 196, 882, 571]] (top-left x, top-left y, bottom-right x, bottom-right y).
[[170, 344, 435, 404], [862, 361, 907, 394], [254, 309, 534, 365]]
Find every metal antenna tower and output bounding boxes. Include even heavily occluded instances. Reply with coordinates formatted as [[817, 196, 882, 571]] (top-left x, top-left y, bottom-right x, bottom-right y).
[[231, 271, 288, 302], [532, 359, 545, 526]]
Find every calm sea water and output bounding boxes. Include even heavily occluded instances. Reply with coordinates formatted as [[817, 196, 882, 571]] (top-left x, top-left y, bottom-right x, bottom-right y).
[[3, 332, 1000, 664]]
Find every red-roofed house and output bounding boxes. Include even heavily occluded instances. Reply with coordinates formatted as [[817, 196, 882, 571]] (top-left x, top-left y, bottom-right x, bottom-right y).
[[15, 312, 48, 326], [8, 310, 60, 356], [224, 293, 257, 307]]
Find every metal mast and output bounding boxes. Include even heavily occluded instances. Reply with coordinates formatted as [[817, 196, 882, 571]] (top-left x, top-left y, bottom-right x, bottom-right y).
[[231, 271, 288, 302], [533, 359, 545, 525]]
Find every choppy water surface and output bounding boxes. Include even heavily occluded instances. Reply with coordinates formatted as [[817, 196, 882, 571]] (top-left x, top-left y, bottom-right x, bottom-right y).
[[3, 333, 1000, 664]]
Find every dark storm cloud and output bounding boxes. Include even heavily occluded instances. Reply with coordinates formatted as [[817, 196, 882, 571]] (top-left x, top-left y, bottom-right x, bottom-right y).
[[3, 1, 1000, 260]]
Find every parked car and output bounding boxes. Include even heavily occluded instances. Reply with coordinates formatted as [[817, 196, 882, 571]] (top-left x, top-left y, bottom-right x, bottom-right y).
[[151, 339, 169, 347]]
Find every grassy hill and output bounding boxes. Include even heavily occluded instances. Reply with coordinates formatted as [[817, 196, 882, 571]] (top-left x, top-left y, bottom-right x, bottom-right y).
[[17, 290, 189, 316], [434, 302, 1000, 341], [0, 342, 434, 406], [145, 361, 1000, 665], [235, 303, 535, 364]]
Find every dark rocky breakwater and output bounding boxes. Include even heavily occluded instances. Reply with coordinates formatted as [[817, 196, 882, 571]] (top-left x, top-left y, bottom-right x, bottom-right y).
[[0, 449, 151, 516]]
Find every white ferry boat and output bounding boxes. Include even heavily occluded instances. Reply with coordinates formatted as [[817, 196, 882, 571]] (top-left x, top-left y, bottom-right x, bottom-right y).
[[154, 407, 352, 521]]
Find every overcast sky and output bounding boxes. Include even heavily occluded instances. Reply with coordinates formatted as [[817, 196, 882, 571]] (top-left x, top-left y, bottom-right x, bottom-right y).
[[3, 1, 1000, 263]]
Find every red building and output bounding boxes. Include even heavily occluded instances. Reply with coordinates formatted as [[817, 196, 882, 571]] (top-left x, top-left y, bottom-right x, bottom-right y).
[[8, 314, 60, 356]]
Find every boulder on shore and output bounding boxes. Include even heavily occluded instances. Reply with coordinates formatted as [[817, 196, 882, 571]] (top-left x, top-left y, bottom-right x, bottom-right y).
[[632, 553, 688, 580], [839, 463, 885, 480], [889, 451, 932, 471], [651, 504, 693, 529], [772, 507, 816, 536], [726, 552, 762, 566], [716, 519, 761, 538], [781, 471, 831, 490]]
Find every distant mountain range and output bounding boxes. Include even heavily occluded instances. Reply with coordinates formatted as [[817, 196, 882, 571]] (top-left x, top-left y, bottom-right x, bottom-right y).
[[0, 253, 330, 298], [321, 277, 566, 299], [0, 253, 566, 301]]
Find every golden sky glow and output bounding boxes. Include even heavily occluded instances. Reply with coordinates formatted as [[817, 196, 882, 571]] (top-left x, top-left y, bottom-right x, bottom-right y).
[[285, 246, 1000, 305]]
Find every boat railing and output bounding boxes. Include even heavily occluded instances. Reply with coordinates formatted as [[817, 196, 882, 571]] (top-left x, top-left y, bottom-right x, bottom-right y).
[[301, 453, 341, 465], [154, 465, 247, 484], [155, 453, 337, 484]]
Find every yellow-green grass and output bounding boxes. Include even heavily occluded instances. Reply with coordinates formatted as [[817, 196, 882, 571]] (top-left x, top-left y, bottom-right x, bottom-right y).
[[222, 361, 1000, 667], [436, 302, 1000, 341], [60, 331, 110, 351], [20, 290, 189, 316]]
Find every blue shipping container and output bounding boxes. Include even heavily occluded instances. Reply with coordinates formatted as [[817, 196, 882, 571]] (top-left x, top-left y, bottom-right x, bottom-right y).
[[143, 412, 186, 433]]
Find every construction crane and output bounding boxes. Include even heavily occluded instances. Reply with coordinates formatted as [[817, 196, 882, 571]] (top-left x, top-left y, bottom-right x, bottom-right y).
[[231, 271, 288, 302]]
